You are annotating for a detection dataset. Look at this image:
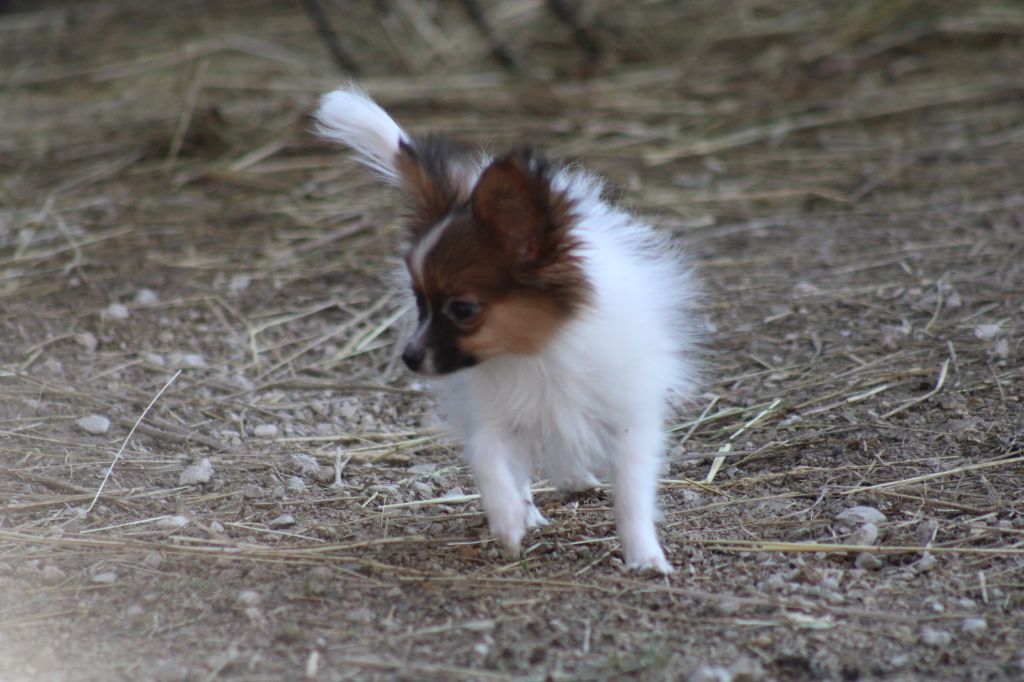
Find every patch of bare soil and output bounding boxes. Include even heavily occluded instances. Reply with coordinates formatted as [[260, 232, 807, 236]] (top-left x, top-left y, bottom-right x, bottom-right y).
[[1, 1, 1022, 680]]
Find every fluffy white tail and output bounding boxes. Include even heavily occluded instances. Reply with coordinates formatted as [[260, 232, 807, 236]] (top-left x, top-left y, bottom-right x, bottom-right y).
[[315, 87, 408, 184]]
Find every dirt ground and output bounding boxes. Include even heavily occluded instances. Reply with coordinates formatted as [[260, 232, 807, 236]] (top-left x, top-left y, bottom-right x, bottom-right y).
[[1, 1, 1022, 680]]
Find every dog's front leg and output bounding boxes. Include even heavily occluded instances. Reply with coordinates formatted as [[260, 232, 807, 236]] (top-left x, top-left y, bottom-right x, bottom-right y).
[[466, 431, 534, 558], [612, 419, 673, 574]]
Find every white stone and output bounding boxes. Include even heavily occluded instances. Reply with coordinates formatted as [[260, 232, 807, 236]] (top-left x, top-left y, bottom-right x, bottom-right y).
[[105, 303, 130, 320], [229, 275, 251, 292], [854, 552, 882, 570], [847, 522, 879, 546], [74, 332, 98, 351], [40, 564, 66, 585], [961, 618, 987, 636], [268, 514, 296, 529], [77, 415, 111, 435], [237, 589, 261, 606], [92, 571, 118, 584], [134, 288, 159, 305], [143, 352, 166, 366], [157, 515, 190, 529], [253, 424, 278, 438], [921, 627, 952, 647], [836, 506, 886, 527], [180, 353, 205, 368], [179, 458, 213, 485]]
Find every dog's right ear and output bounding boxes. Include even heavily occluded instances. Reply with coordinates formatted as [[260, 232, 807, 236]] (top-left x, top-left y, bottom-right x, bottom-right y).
[[395, 137, 470, 238]]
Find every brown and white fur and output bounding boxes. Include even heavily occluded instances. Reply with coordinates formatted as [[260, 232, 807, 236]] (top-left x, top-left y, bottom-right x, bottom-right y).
[[316, 87, 700, 573]]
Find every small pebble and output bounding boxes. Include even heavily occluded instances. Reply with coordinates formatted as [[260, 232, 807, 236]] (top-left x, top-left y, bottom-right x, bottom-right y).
[[210, 520, 225, 534], [679, 489, 703, 507], [921, 627, 952, 647], [77, 415, 111, 435], [305, 649, 321, 679], [914, 553, 938, 572], [411, 481, 434, 497], [157, 515, 189, 530], [92, 571, 118, 584], [134, 288, 159, 305], [237, 589, 262, 606], [854, 552, 882, 570], [268, 514, 296, 529], [338, 400, 359, 420], [74, 332, 98, 351], [143, 352, 166, 366], [847, 522, 879, 546], [145, 661, 190, 682], [716, 597, 740, 615], [41, 564, 66, 585], [286, 476, 307, 494], [229, 274, 251, 292], [973, 323, 1002, 340], [241, 484, 264, 499], [836, 506, 886, 527], [288, 453, 321, 475], [690, 665, 733, 682], [253, 424, 278, 438], [141, 552, 165, 569], [179, 458, 213, 486], [104, 302, 130, 320], [41, 357, 64, 376], [180, 353, 205, 368], [961, 618, 987, 636]]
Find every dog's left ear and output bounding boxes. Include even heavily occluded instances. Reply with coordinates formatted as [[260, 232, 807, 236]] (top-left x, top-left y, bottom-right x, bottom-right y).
[[471, 151, 572, 268], [396, 137, 469, 238]]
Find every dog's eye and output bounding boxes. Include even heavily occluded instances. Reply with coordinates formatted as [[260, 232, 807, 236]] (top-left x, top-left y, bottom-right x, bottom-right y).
[[446, 299, 479, 325]]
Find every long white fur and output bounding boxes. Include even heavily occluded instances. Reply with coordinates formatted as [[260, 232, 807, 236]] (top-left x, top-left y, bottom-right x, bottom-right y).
[[315, 87, 701, 573], [315, 87, 408, 185]]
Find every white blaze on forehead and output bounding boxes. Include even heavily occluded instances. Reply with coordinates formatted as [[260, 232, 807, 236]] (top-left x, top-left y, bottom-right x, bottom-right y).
[[408, 215, 453, 286]]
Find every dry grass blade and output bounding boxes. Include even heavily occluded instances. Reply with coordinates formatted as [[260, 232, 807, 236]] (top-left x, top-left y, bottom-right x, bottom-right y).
[[842, 453, 1024, 495], [83, 370, 182, 515]]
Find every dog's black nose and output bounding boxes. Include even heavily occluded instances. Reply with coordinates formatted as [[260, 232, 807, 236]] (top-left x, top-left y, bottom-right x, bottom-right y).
[[402, 344, 424, 371]]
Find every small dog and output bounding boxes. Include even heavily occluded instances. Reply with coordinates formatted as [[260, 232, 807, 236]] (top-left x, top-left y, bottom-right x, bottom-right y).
[[315, 87, 700, 573]]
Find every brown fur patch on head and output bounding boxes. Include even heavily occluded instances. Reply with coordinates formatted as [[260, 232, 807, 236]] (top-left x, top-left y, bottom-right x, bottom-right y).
[[396, 136, 470, 238], [469, 149, 590, 315], [456, 292, 569, 359]]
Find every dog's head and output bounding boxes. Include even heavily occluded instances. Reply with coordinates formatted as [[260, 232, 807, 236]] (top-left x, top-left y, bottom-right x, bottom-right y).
[[396, 143, 590, 375]]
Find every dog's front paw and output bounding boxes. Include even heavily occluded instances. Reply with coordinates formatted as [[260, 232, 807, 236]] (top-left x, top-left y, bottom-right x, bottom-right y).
[[486, 504, 528, 558], [525, 502, 549, 530], [624, 545, 674, 575]]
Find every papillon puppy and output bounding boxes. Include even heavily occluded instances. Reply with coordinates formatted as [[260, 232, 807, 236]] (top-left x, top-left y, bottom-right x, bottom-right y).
[[315, 87, 700, 573]]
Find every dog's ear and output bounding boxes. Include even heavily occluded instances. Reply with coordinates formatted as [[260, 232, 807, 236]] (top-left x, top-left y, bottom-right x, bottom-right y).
[[470, 150, 573, 268], [396, 137, 469, 237]]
